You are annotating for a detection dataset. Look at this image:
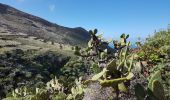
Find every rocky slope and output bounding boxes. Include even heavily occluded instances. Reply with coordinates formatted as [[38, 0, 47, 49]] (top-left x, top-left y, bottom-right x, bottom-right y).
[[0, 3, 90, 46]]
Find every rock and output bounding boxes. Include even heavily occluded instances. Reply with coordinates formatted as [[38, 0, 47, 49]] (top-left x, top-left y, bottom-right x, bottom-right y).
[[83, 82, 116, 100], [133, 62, 142, 73], [141, 61, 147, 67]]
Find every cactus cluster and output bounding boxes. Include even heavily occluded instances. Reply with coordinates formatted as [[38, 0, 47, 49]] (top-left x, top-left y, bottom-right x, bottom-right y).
[[67, 77, 85, 100], [46, 76, 64, 93], [3, 77, 65, 100], [74, 29, 135, 98], [3, 86, 35, 100], [11, 87, 28, 97], [73, 29, 168, 99]]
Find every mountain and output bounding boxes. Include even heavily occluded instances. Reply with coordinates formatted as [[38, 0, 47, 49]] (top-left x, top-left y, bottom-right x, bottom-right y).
[[0, 3, 90, 46]]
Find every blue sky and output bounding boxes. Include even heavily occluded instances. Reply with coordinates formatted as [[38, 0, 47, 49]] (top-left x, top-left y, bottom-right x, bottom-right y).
[[0, 0, 170, 41]]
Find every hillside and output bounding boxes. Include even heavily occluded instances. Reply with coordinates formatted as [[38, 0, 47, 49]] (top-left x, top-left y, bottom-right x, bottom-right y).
[[0, 3, 90, 99], [0, 3, 90, 47]]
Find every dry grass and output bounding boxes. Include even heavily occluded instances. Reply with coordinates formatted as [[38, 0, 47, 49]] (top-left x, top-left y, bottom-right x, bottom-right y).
[[0, 31, 75, 57]]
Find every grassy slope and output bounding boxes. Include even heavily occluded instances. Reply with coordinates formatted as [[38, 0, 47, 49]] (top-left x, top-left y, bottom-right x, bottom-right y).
[[0, 27, 75, 57]]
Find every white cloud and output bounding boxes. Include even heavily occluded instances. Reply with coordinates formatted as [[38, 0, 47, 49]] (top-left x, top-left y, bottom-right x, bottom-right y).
[[16, 0, 25, 2], [49, 4, 55, 12]]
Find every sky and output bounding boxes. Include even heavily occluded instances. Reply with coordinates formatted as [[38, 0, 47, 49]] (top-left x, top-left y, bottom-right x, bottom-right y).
[[0, 0, 170, 42]]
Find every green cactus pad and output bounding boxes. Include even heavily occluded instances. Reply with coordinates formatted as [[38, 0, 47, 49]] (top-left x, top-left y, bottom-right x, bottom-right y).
[[91, 68, 107, 81], [118, 82, 128, 92], [107, 59, 117, 69], [126, 72, 134, 80], [134, 83, 146, 100], [152, 80, 166, 100], [94, 29, 98, 34], [148, 70, 162, 90], [99, 77, 127, 87], [126, 34, 129, 39]]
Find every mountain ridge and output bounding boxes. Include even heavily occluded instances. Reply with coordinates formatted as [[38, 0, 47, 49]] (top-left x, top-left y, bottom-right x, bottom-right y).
[[0, 3, 90, 46]]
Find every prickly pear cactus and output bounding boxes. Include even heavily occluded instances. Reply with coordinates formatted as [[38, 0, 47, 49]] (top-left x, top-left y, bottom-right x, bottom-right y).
[[67, 77, 85, 100], [120, 33, 129, 46], [152, 80, 166, 100], [46, 76, 64, 93], [148, 70, 162, 90], [134, 76, 166, 100], [73, 29, 136, 99], [134, 83, 146, 100]]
